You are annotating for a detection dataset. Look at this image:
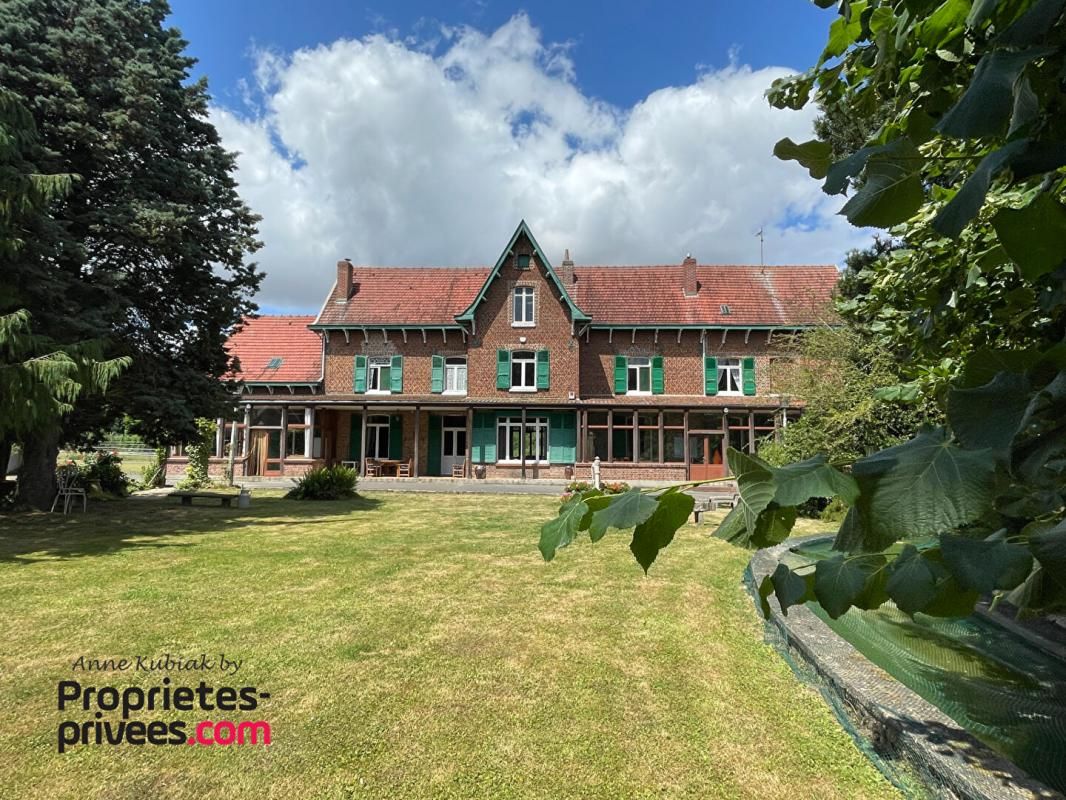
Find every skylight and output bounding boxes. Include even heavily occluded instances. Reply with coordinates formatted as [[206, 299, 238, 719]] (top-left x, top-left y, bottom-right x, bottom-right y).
[[720, 304, 731, 315], [266, 357, 283, 369]]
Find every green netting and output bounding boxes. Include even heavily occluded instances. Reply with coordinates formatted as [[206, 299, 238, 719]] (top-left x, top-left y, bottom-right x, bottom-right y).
[[785, 540, 1066, 795]]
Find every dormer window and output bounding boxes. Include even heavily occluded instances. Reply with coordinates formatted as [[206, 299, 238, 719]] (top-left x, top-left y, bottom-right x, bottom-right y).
[[720, 304, 731, 315], [513, 286, 535, 327]]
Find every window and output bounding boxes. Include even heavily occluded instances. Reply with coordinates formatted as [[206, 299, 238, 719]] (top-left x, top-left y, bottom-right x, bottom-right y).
[[496, 416, 548, 462], [367, 357, 392, 393], [251, 407, 282, 427], [513, 286, 535, 326], [285, 408, 308, 457], [627, 357, 651, 394], [664, 412, 685, 463], [510, 350, 536, 391], [717, 357, 743, 395], [611, 411, 634, 462], [366, 415, 390, 459], [444, 357, 467, 394], [516, 254, 531, 269], [638, 412, 659, 462]]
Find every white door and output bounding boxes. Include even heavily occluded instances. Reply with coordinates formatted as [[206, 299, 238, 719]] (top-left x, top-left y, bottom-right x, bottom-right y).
[[441, 426, 467, 475]]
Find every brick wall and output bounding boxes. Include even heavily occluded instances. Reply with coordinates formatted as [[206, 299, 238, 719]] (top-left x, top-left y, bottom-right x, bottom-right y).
[[580, 329, 798, 399]]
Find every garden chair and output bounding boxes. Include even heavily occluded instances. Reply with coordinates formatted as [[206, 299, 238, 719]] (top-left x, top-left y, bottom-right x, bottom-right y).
[[51, 465, 87, 514], [397, 460, 412, 478], [365, 461, 381, 477], [451, 461, 466, 478]]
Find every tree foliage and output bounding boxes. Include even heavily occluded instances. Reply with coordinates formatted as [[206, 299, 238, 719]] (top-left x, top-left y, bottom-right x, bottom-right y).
[[540, 0, 1066, 622], [0, 0, 262, 450]]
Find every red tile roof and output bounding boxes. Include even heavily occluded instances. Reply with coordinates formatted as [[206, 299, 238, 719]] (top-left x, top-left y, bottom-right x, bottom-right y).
[[314, 267, 492, 327], [572, 265, 839, 326], [311, 263, 837, 328], [226, 316, 321, 383]]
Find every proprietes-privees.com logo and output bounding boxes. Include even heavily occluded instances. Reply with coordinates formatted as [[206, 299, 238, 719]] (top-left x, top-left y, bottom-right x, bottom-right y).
[[57, 654, 271, 753]]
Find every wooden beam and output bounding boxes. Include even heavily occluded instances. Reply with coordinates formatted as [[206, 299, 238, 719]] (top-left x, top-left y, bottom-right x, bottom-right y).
[[360, 406, 369, 477], [342, 329, 350, 344], [413, 405, 420, 478]]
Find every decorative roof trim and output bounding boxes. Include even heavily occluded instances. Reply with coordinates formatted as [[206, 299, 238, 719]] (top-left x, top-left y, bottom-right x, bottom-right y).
[[454, 220, 591, 323]]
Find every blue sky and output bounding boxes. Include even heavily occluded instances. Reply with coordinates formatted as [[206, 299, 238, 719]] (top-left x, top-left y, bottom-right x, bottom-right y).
[[166, 2, 869, 314], [170, 1, 831, 110]]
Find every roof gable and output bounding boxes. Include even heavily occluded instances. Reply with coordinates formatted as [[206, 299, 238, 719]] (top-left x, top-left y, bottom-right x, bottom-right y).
[[226, 316, 321, 383], [455, 220, 590, 323]]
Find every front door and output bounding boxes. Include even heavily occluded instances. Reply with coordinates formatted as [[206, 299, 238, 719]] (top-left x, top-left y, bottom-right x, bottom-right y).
[[247, 430, 269, 476], [688, 433, 726, 481], [441, 425, 467, 476]]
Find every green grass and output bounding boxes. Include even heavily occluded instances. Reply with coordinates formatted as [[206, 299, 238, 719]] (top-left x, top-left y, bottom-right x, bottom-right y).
[[0, 492, 897, 799]]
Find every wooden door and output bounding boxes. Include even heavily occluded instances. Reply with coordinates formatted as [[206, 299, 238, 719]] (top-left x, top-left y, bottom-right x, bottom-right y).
[[688, 433, 726, 481], [247, 430, 269, 476]]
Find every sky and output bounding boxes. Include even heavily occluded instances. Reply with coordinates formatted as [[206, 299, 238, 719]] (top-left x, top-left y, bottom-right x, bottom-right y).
[[167, 1, 871, 314]]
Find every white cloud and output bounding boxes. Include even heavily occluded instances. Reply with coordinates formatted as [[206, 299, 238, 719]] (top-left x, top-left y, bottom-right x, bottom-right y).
[[212, 13, 871, 312]]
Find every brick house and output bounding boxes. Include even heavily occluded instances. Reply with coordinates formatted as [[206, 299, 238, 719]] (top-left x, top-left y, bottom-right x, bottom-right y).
[[167, 221, 837, 483]]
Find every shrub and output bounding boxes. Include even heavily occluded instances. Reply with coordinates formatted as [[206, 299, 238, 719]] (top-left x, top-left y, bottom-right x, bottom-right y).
[[78, 450, 131, 497], [561, 479, 630, 501], [137, 447, 167, 489], [285, 465, 358, 500], [176, 418, 216, 490]]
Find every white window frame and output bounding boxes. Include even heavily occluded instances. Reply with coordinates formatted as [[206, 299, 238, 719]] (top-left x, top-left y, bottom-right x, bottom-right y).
[[444, 356, 467, 395], [627, 356, 652, 395], [366, 414, 390, 459], [509, 350, 537, 392], [496, 416, 549, 464], [512, 286, 535, 327], [367, 357, 392, 394], [717, 357, 743, 396]]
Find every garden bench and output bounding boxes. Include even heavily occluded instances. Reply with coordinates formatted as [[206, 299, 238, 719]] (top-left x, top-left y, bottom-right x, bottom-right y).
[[170, 491, 237, 508]]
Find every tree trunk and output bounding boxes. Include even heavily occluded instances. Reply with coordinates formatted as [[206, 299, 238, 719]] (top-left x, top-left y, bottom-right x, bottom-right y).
[[19, 429, 61, 510], [0, 438, 11, 479]]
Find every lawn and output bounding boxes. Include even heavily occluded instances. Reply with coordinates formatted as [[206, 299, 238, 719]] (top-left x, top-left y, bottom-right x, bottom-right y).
[[0, 492, 897, 800]]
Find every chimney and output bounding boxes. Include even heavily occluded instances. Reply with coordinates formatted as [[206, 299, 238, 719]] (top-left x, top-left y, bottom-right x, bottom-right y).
[[559, 248, 576, 295], [682, 254, 698, 297], [336, 258, 353, 302]]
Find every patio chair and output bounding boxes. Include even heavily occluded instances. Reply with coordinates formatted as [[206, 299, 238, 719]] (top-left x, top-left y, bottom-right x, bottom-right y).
[[397, 460, 412, 478], [51, 465, 87, 514], [365, 461, 381, 478], [451, 461, 466, 478]]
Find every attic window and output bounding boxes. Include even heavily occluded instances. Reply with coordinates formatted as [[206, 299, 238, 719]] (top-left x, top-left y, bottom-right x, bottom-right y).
[[516, 254, 531, 269], [267, 357, 283, 369], [720, 304, 731, 316]]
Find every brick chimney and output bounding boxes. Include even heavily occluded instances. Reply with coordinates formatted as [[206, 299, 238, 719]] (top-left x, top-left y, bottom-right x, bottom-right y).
[[682, 254, 698, 297], [558, 248, 576, 296], [336, 258, 353, 302]]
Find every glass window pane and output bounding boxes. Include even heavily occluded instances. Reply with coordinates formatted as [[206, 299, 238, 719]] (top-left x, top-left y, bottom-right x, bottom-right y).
[[664, 431, 685, 462], [586, 429, 608, 459], [251, 407, 282, 427], [689, 412, 721, 431], [663, 412, 684, 427], [754, 413, 776, 429], [638, 411, 658, 427], [588, 411, 609, 426], [286, 408, 305, 425], [639, 429, 659, 462], [728, 413, 749, 428], [612, 427, 633, 461], [612, 410, 633, 428]]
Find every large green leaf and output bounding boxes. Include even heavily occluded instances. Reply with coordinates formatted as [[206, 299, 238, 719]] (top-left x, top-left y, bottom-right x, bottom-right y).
[[588, 489, 658, 541], [751, 504, 799, 548], [815, 553, 884, 619], [946, 371, 1031, 453], [822, 3, 866, 60], [728, 448, 777, 533], [936, 48, 1055, 139], [1030, 519, 1066, 572], [771, 563, 813, 616], [629, 491, 694, 573], [835, 428, 999, 553], [940, 533, 1034, 592], [997, 0, 1066, 47], [992, 194, 1066, 281], [712, 503, 747, 545], [773, 138, 833, 179], [886, 545, 940, 613], [839, 147, 924, 227], [539, 496, 589, 562], [932, 139, 1029, 237], [772, 454, 859, 506], [823, 143, 889, 195]]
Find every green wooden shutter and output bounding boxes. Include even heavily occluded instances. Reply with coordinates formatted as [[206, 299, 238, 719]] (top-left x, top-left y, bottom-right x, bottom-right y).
[[390, 355, 403, 393], [496, 349, 511, 389], [742, 357, 756, 396], [388, 415, 403, 460], [354, 355, 367, 393], [430, 355, 444, 393], [348, 413, 362, 461], [549, 412, 576, 463], [428, 415, 442, 475], [651, 356, 664, 395], [536, 350, 549, 390], [613, 355, 627, 394], [704, 356, 718, 396], [472, 411, 496, 462]]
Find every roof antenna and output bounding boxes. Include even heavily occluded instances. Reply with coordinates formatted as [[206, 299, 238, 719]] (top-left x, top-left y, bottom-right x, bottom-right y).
[[754, 229, 764, 266]]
